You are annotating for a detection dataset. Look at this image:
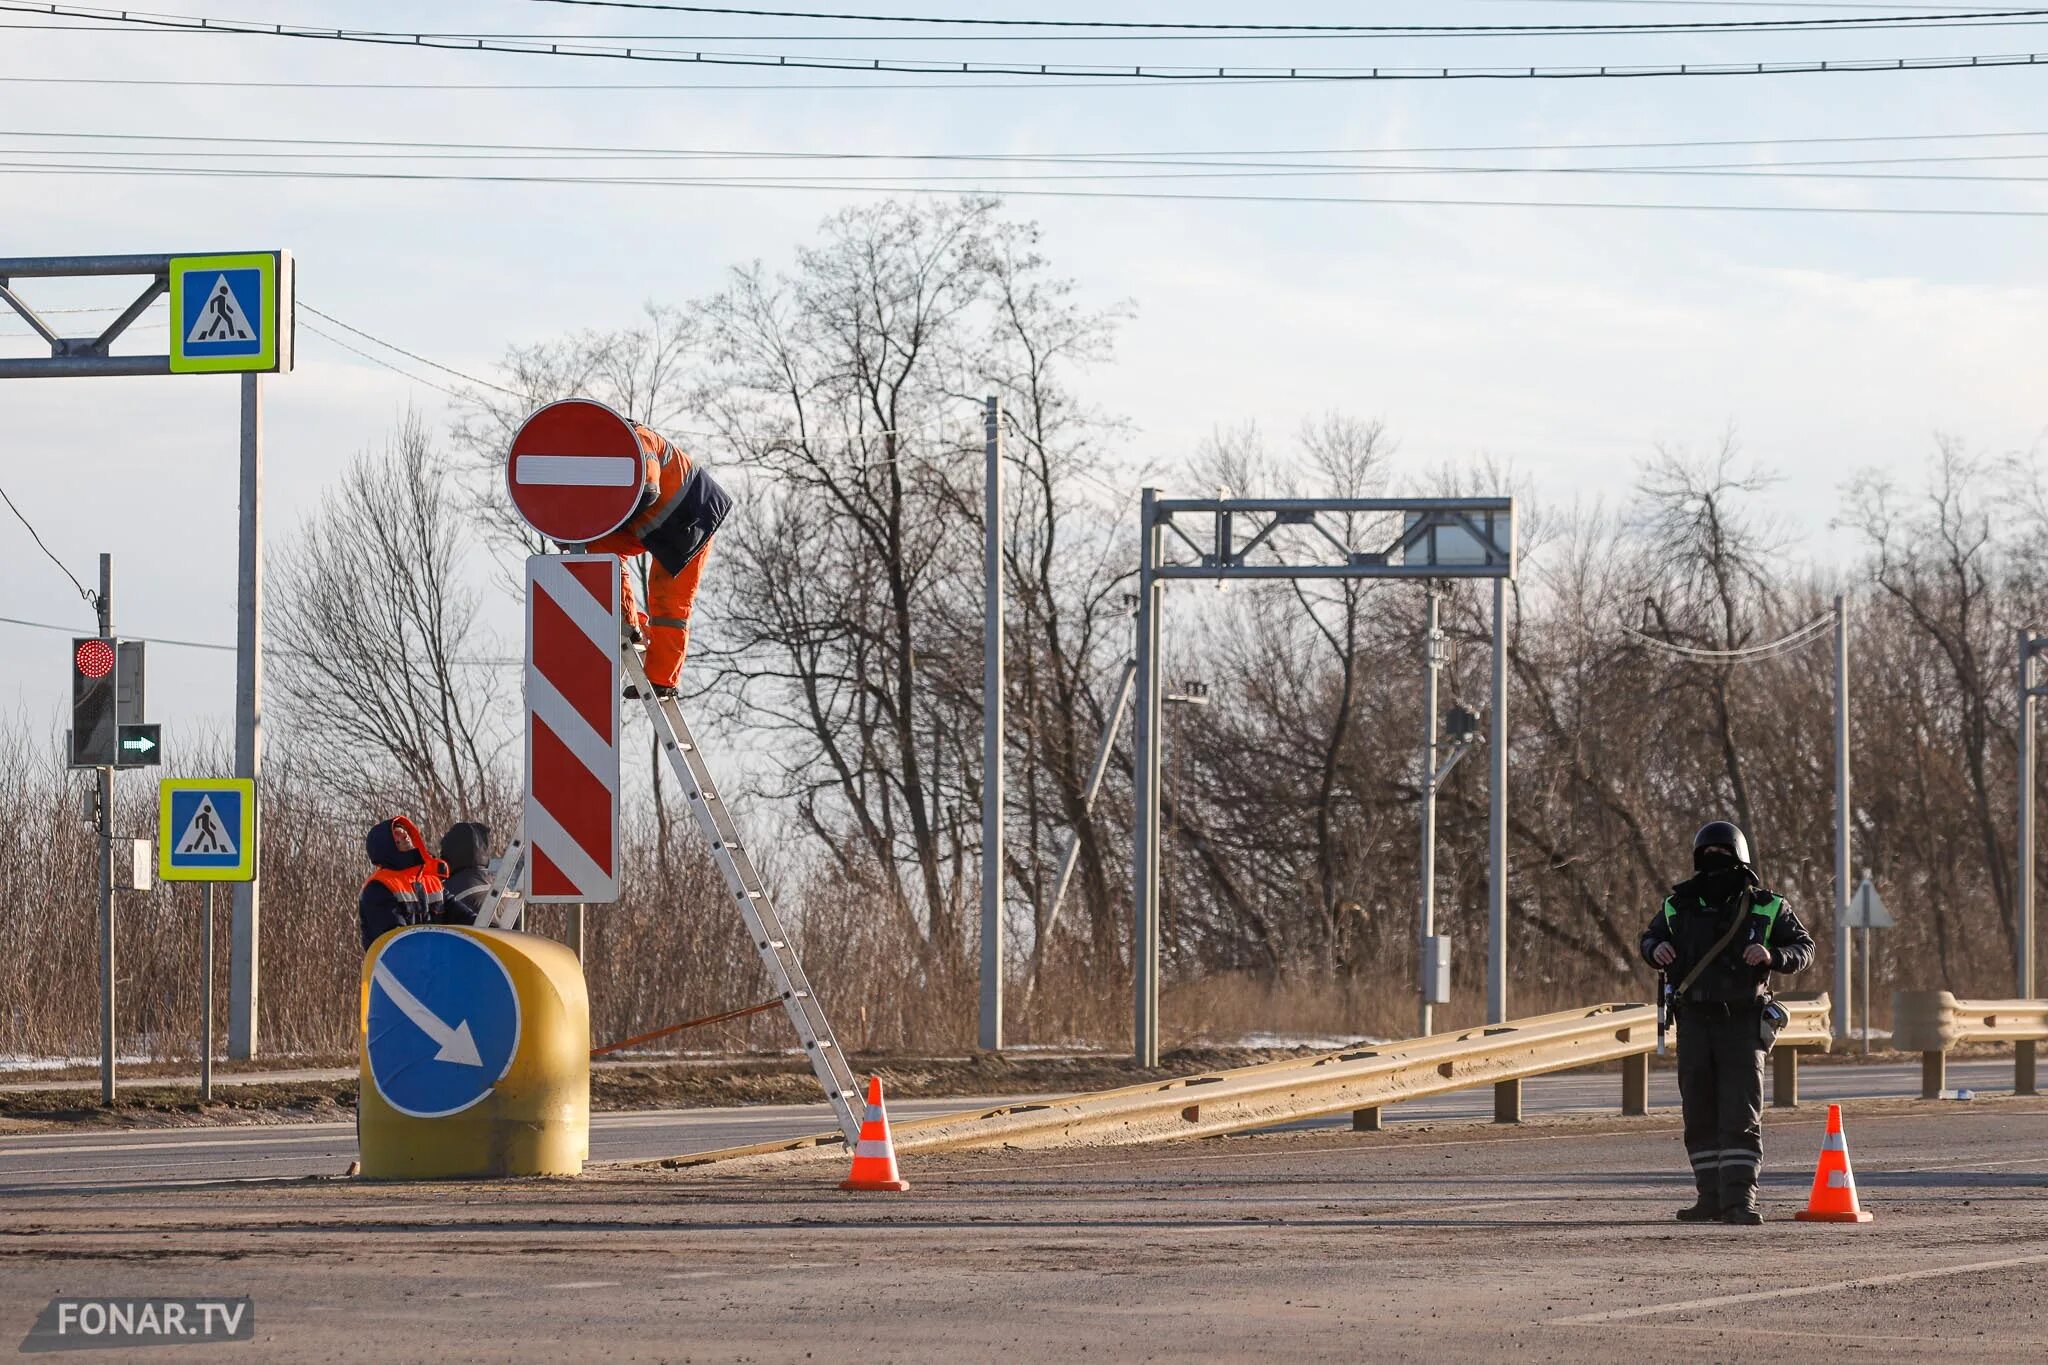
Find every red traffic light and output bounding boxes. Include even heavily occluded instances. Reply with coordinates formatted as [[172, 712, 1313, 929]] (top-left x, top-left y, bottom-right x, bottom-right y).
[[75, 638, 115, 679]]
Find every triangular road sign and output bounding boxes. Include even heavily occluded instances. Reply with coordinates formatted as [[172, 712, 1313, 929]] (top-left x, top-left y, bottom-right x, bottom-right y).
[[1848, 874, 1893, 929], [186, 274, 255, 344], [174, 794, 238, 858]]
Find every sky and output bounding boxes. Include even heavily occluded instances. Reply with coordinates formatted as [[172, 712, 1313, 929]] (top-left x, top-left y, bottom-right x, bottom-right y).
[[3, 1, 2047, 748]]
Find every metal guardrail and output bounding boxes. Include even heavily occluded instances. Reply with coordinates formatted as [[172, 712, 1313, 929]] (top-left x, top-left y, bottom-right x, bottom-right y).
[[656, 996, 1836, 1168], [1891, 990, 2046, 1097]]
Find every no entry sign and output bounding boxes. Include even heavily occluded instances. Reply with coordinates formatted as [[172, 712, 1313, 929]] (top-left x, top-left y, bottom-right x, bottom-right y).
[[506, 399, 647, 544]]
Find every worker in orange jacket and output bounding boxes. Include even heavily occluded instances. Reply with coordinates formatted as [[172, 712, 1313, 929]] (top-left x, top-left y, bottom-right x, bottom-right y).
[[358, 815, 447, 951], [589, 423, 732, 697]]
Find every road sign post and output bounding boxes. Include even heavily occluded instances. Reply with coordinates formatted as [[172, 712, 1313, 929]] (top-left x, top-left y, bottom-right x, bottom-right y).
[[160, 777, 258, 1100], [1847, 873, 1894, 1055]]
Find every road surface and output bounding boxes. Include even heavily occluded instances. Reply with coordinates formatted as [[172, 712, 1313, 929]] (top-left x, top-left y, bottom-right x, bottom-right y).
[[0, 1092, 2040, 1360], [0, 1060, 2013, 1193]]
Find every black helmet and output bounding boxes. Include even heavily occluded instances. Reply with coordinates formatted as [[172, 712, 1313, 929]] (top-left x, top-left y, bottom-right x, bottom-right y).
[[1693, 820, 1751, 868]]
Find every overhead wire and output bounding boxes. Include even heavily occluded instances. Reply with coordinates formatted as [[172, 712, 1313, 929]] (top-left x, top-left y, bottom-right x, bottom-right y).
[[4, 4, 2048, 81], [1620, 611, 1837, 661], [0, 485, 96, 609], [8, 159, 2048, 217], [508, 0, 2048, 34]]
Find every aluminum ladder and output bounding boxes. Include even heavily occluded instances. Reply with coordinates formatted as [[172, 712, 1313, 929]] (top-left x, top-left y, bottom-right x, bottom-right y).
[[475, 646, 863, 1146], [623, 650, 862, 1144]]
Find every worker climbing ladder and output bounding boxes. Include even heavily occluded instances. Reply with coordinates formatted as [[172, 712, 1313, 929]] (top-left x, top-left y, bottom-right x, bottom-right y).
[[478, 644, 863, 1147]]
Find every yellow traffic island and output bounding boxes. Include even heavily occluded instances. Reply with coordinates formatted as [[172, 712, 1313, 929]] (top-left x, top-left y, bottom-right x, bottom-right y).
[[357, 926, 589, 1179]]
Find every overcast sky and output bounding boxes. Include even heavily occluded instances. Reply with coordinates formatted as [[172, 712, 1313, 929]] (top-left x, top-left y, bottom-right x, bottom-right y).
[[4, 1, 2046, 746]]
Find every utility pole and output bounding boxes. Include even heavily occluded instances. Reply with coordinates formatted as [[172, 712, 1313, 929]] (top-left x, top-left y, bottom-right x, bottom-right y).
[[2021, 627, 2044, 1001], [1834, 596, 1853, 1046], [96, 554, 115, 1106], [1487, 577, 1509, 1026], [979, 395, 1004, 1052], [229, 371, 263, 1059], [1419, 584, 1442, 1038]]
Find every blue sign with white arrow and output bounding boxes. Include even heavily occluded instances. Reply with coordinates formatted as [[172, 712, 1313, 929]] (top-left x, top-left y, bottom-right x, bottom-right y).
[[366, 929, 520, 1118]]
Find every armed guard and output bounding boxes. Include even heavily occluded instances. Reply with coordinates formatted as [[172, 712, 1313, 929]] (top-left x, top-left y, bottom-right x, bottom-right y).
[[1641, 820, 1814, 1224]]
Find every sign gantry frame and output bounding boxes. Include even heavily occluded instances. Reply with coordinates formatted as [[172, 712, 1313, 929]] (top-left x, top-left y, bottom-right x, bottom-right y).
[[1129, 492, 1517, 1066]]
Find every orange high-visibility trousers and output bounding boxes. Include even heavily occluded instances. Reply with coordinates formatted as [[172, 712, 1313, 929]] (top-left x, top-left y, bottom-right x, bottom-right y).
[[617, 538, 711, 688]]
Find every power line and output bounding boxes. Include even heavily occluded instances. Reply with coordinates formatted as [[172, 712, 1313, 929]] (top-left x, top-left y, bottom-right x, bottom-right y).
[[299, 302, 523, 397], [0, 483, 96, 610], [6, 4, 2047, 82], [1621, 612, 1836, 661], [16, 140, 2048, 185], [0, 612, 522, 663], [10, 158, 2048, 217], [509, 0, 2048, 34], [297, 317, 471, 401], [15, 126, 2048, 176]]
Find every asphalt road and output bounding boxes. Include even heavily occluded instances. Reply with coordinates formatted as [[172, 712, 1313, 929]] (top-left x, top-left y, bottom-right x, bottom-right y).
[[1, 1094, 2041, 1360], [0, 1060, 2014, 1194]]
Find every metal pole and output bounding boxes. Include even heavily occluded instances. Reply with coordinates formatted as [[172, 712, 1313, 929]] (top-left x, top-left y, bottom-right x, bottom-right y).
[[980, 395, 1004, 1052], [96, 554, 115, 1106], [1044, 658, 1136, 942], [1487, 576, 1508, 1025], [1861, 922, 1872, 1057], [1419, 584, 1441, 1038], [201, 883, 215, 1102], [567, 903, 585, 963], [1833, 595, 1852, 1047], [229, 372, 263, 1059], [2021, 627, 2038, 1001], [1132, 489, 1164, 1066]]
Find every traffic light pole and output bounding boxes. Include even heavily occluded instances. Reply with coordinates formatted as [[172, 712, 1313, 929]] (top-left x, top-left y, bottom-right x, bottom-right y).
[[96, 554, 115, 1106]]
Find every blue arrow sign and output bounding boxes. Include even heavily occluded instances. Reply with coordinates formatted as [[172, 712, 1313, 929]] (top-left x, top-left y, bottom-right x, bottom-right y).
[[366, 929, 520, 1118]]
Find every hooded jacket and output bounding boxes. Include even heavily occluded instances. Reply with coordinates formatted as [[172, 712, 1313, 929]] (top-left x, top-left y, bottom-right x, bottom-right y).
[[438, 821, 493, 927], [358, 816, 447, 950]]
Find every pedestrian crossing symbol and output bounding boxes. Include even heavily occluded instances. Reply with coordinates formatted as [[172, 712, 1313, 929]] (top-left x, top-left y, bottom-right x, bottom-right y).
[[186, 274, 256, 347], [168, 252, 293, 374], [158, 778, 258, 881]]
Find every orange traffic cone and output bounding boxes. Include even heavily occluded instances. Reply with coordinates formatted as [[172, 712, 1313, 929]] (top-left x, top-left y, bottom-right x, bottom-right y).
[[1794, 1103, 1874, 1223], [840, 1075, 909, 1193]]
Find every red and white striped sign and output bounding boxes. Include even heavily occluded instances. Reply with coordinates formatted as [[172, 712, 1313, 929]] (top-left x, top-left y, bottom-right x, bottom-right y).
[[523, 553, 621, 903]]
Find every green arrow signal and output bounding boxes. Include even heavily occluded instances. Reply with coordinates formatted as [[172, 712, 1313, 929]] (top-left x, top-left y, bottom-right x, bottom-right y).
[[121, 734, 155, 754]]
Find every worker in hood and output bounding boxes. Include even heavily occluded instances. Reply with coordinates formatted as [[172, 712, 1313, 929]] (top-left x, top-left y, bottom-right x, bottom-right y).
[[359, 816, 447, 951], [587, 423, 731, 699], [437, 821, 499, 928]]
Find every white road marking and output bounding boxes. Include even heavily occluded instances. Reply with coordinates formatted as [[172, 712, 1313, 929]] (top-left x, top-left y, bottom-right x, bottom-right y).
[[1551, 1253, 2048, 1324], [0, 1132, 351, 1159], [545, 1281, 622, 1291], [1874, 1154, 2048, 1174]]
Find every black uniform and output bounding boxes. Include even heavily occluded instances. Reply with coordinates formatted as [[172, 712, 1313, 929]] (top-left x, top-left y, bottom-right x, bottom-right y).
[[437, 822, 494, 927], [1640, 864, 1813, 1219]]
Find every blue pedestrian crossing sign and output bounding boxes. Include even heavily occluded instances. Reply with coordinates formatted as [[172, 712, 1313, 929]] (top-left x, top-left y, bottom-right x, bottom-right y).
[[168, 251, 294, 374], [157, 778, 257, 882], [366, 929, 521, 1118]]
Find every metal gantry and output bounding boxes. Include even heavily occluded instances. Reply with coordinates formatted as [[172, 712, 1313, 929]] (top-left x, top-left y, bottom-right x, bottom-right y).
[[3, 253, 292, 1067], [1130, 492, 1516, 1065]]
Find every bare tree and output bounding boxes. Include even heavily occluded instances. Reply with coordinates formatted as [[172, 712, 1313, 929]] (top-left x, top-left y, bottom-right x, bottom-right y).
[[268, 413, 513, 833]]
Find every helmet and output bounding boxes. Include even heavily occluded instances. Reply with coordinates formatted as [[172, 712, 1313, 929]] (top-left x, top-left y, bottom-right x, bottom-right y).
[[1693, 820, 1751, 867]]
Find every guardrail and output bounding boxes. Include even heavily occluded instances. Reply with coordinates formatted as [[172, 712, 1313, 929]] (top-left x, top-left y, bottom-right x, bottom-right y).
[[657, 996, 1834, 1168], [1891, 990, 2046, 1098]]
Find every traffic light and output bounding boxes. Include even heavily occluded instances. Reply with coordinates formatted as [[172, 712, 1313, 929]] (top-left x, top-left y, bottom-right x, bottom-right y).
[[70, 637, 117, 767]]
